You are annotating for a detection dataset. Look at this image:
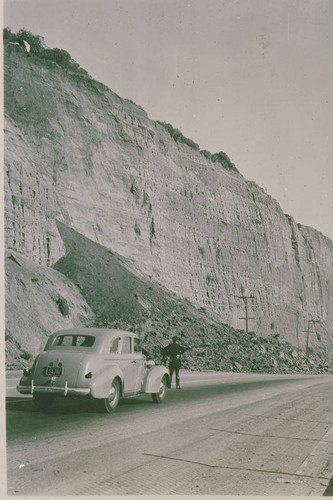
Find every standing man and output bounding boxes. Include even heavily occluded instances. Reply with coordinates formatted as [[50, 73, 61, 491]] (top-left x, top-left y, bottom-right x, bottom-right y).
[[162, 336, 189, 389]]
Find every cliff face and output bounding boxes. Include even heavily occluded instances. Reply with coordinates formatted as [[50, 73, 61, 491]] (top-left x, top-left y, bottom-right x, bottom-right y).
[[4, 42, 333, 350]]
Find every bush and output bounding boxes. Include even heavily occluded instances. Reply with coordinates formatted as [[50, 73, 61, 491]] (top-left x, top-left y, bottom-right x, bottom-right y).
[[150, 218, 156, 242], [157, 121, 200, 150], [4, 27, 80, 73], [199, 149, 238, 173], [3, 27, 16, 42], [56, 296, 69, 317], [41, 48, 71, 68], [211, 151, 238, 172], [16, 28, 45, 54], [200, 150, 212, 160], [20, 350, 32, 360]]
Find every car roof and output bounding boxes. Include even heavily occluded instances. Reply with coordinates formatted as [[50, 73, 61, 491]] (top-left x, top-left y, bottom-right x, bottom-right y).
[[50, 328, 139, 339]]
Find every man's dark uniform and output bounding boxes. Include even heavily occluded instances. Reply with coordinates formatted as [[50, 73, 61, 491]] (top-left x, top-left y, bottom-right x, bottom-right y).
[[162, 336, 187, 389]]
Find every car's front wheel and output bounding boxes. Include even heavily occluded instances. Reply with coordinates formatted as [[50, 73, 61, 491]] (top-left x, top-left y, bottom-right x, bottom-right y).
[[152, 375, 167, 403], [33, 393, 55, 411], [100, 378, 121, 413]]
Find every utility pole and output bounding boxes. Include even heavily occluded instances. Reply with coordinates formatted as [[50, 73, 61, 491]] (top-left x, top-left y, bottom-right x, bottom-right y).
[[235, 295, 255, 333], [305, 319, 320, 354]]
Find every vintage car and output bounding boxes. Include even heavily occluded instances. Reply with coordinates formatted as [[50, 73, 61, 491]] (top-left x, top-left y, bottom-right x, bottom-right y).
[[17, 328, 169, 413]]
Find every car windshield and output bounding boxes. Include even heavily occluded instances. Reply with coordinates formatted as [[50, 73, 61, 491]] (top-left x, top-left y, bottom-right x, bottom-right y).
[[53, 335, 96, 347]]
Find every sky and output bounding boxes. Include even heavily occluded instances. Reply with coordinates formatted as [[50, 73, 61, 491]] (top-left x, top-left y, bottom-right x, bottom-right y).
[[4, 0, 333, 241]]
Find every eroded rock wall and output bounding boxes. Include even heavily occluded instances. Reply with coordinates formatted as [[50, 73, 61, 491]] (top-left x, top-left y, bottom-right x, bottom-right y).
[[4, 42, 333, 349]]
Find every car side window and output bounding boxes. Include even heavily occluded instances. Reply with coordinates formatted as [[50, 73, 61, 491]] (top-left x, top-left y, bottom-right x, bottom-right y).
[[122, 336, 131, 354], [134, 338, 141, 353], [110, 337, 120, 353]]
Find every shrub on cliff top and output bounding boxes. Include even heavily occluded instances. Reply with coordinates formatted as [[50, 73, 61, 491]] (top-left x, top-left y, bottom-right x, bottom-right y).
[[211, 151, 236, 171], [16, 28, 45, 54], [157, 121, 200, 151], [156, 119, 238, 173], [211, 151, 238, 173], [4, 27, 85, 73], [200, 150, 212, 160], [200, 149, 238, 173], [3, 27, 16, 42], [41, 48, 72, 68], [4, 27, 45, 54]]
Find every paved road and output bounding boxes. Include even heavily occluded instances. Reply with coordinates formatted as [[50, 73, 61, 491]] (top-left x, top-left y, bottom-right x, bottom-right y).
[[6, 371, 333, 496]]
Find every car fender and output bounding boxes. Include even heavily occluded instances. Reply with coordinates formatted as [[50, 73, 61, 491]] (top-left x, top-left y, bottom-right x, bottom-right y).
[[90, 366, 124, 399], [143, 365, 169, 393], [16, 372, 33, 394]]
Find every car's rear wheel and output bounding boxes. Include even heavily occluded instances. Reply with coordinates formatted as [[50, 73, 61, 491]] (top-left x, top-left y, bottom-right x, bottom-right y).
[[101, 378, 120, 413], [152, 375, 167, 403], [33, 393, 55, 411]]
